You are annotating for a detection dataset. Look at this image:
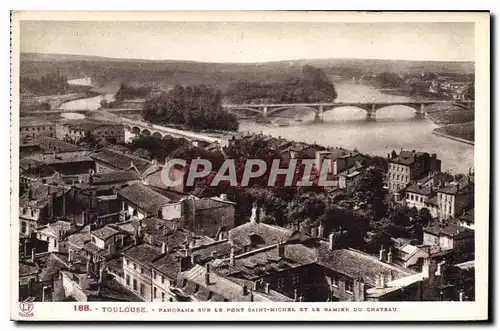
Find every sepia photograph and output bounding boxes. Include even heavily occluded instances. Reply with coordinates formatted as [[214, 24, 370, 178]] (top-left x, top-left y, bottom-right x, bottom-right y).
[[10, 11, 490, 321]]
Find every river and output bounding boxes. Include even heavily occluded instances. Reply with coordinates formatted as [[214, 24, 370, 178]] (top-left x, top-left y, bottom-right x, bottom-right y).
[[239, 82, 474, 173], [60, 93, 116, 111]]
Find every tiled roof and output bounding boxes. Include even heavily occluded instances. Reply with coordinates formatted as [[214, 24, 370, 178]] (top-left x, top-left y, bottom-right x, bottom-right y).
[[437, 181, 472, 195], [390, 150, 428, 166], [62, 119, 122, 132], [91, 225, 120, 240], [317, 243, 415, 287], [228, 222, 293, 248], [191, 240, 241, 264], [118, 183, 174, 213], [20, 119, 55, 127], [123, 243, 162, 267], [67, 226, 91, 248], [405, 184, 432, 196], [152, 253, 181, 279], [91, 149, 151, 173], [458, 209, 474, 223], [37, 220, 73, 238], [28, 137, 80, 153], [423, 222, 474, 239], [91, 170, 139, 185], [38, 253, 69, 282], [176, 264, 285, 302], [19, 182, 71, 209], [26, 151, 93, 164]]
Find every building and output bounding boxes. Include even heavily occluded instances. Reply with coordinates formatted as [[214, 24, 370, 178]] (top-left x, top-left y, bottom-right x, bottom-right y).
[[22, 151, 95, 176], [20, 137, 79, 157], [437, 181, 474, 221], [122, 243, 163, 301], [423, 222, 474, 251], [20, 119, 56, 141], [117, 183, 185, 222], [457, 209, 474, 230], [56, 120, 125, 145], [387, 150, 441, 196], [35, 219, 75, 253], [91, 148, 151, 174]]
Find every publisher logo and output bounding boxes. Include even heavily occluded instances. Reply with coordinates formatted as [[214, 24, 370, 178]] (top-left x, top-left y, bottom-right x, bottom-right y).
[[19, 297, 35, 318]]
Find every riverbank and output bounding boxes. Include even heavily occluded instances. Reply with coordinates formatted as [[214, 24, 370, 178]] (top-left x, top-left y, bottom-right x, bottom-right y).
[[433, 122, 474, 145]]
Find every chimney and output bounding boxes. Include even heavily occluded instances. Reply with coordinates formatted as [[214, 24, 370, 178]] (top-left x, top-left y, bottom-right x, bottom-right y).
[[205, 264, 211, 285], [242, 284, 249, 296], [191, 254, 199, 265], [379, 246, 386, 262], [28, 189, 33, 200], [459, 290, 464, 301], [294, 289, 299, 302], [99, 263, 105, 284], [250, 202, 259, 223], [31, 248, 35, 262], [277, 240, 285, 258], [387, 271, 393, 283], [230, 245, 235, 266], [61, 187, 66, 217], [379, 274, 386, 288], [328, 232, 335, 250], [318, 222, 324, 238], [387, 247, 393, 264], [27, 278, 34, 296], [219, 193, 227, 201], [120, 235, 124, 247], [161, 242, 167, 254], [250, 289, 254, 302], [42, 286, 49, 302]]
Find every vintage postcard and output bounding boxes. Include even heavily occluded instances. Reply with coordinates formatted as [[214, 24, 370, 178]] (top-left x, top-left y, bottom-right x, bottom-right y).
[[10, 11, 490, 321]]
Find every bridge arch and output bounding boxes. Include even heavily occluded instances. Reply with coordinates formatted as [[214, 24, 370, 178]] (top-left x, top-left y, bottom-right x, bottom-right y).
[[141, 129, 151, 136], [124, 125, 131, 131], [152, 131, 163, 139], [267, 105, 321, 116], [226, 106, 265, 115], [372, 103, 423, 113], [131, 126, 141, 135]]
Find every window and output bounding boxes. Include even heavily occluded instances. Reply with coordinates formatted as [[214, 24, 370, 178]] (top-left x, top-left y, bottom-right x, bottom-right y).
[[332, 275, 340, 288], [31, 210, 34, 217], [276, 277, 285, 290], [133, 263, 136, 270], [126, 275, 130, 286], [161, 292, 165, 302], [21, 222, 27, 234], [292, 273, 300, 285], [153, 287, 157, 299], [133, 279, 138, 291], [161, 276, 165, 284], [449, 206, 452, 214], [91, 237, 96, 243], [139, 283, 145, 296], [345, 280, 354, 293], [140, 267, 144, 274], [133, 209, 138, 217], [153, 271, 157, 279]]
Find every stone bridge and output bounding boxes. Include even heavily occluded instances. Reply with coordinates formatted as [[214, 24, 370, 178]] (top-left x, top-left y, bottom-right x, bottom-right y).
[[119, 117, 223, 144], [222, 100, 474, 120]]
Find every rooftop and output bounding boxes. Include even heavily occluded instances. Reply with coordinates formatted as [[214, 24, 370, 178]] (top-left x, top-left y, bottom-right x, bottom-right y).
[[437, 181, 473, 195], [61, 119, 123, 132], [91, 170, 139, 185], [228, 222, 293, 248], [405, 183, 433, 196], [424, 222, 474, 240], [458, 209, 474, 224], [390, 150, 429, 166], [118, 183, 177, 213], [123, 243, 162, 267], [91, 148, 151, 173], [25, 151, 93, 165], [91, 225, 120, 241], [20, 119, 55, 127], [317, 243, 416, 287]]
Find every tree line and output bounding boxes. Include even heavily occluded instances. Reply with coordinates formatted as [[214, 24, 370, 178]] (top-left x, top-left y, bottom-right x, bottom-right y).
[[142, 84, 239, 131], [224, 65, 338, 104]]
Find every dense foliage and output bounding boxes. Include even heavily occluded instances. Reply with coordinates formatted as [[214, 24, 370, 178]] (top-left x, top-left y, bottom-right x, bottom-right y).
[[142, 84, 239, 131], [225, 65, 338, 104], [20, 72, 70, 95]]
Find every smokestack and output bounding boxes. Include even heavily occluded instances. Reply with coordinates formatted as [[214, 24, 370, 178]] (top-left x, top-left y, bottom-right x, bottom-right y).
[[205, 264, 211, 285], [379, 246, 386, 262], [61, 187, 66, 217], [31, 248, 35, 262], [329, 232, 335, 250], [230, 245, 235, 266], [459, 290, 464, 302], [387, 247, 393, 264], [318, 222, 324, 238], [277, 240, 285, 258]]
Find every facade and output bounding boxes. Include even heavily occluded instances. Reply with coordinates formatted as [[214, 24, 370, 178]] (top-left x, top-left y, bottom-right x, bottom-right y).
[[423, 222, 474, 251], [387, 150, 441, 195], [20, 119, 56, 141], [56, 120, 125, 145], [437, 181, 474, 221]]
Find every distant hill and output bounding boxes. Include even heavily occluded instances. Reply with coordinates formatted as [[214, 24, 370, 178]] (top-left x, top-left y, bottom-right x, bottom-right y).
[[20, 52, 475, 92]]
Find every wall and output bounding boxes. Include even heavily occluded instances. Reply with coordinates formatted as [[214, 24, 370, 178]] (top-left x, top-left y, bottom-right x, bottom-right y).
[[423, 232, 439, 247], [152, 270, 175, 302], [20, 123, 56, 141], [388, 163, 411, 192], [123, 257, 152, 301]]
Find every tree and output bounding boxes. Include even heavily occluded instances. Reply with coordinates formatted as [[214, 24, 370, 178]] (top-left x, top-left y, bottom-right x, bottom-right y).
[[142, 84, 238, 131], [376, 72, 404, 88], [346, 167, 387, 218]]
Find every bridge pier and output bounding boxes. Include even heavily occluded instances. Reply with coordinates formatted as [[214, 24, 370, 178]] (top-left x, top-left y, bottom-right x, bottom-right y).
[[313, 105, 324, 122], [366, 105, 376, 121], [414, 103, 426, 119], [262, 106, 268, 117]]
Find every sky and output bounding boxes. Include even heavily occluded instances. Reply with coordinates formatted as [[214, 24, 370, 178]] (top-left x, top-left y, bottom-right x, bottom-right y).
[[20, 21, 475, 63]]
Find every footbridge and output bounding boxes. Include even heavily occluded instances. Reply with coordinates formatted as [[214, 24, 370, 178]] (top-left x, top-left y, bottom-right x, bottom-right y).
[[222, 100, 474, 121]]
